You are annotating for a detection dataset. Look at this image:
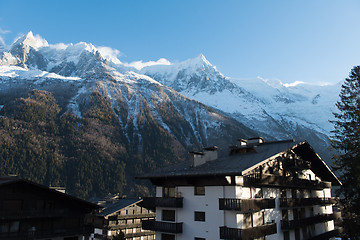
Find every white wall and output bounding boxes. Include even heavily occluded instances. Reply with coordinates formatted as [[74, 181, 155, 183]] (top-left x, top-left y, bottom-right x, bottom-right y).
[[154, 178, 335, 240], [175, 186, 226, 239]]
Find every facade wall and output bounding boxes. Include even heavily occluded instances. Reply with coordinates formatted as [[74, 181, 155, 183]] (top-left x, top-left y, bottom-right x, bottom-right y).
[[154, 183, 336, 240]]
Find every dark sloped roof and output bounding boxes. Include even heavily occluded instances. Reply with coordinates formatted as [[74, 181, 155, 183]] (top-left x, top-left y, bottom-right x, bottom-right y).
[[137, 140, 342, 186], [0, 176, 100, 209], [138, 140, 297, 178], [100, 198, 142, 216]]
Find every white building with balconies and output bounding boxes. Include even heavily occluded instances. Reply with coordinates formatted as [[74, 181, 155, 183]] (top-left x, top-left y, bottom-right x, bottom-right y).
[[139, 138, 342, 240]]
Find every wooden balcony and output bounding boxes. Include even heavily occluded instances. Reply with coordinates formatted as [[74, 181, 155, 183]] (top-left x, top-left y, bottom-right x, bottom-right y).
[[141, 197, 183, 208], [219, 198, 275, 212], [244, 173, 331, 190], [109, 222, 142, 230], [281, 214, 336, 230], [124, 230, 155, 238], [220, 223, 277, 240], [108, 212, 155, 221], [280, 197, 338, 208], [142, 220, 183, 234]]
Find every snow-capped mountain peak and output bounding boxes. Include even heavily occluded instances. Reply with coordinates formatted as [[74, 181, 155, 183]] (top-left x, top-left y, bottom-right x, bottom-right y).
[[181, 53, 212, 68], [11, 31, 49, 51], [139, 53, 234, 95]]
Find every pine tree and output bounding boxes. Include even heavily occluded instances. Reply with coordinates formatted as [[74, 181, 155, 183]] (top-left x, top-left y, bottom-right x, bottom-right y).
[[332, 65, 360, 239]]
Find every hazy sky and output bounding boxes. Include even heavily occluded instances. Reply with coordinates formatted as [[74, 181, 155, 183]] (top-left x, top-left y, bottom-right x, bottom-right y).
[[0, 0, 359, 84]]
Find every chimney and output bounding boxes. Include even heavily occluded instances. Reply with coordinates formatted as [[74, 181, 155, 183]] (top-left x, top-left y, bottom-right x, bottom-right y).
[[247, 137, 265, 145], [190, 146, 218, 167], [238, 139, 248, 147], [230, 137, 266, 155], [238, 137, 265, 147]]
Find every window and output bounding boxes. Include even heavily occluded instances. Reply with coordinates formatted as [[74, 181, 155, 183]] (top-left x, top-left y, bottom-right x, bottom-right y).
[[0, 221, 19, 233], [194, 186, 205, 195], [281, 189, 287, 198], [310, 207, 314, 217], [194, 211, 205, 222], [161, 233, 175, 240], [292, 189, 300, 198], [282, 210, 288, 221], [162, 210, 175, 221], [163, 187, 175, 197], [243, 213, 252, 228], [254, 188, 263, 198], [254, 211, 265, 226]]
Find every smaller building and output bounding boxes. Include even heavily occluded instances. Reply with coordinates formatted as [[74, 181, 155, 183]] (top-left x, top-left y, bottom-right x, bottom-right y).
[[97, 195, 155, 240], [0, 176, 106, 240]]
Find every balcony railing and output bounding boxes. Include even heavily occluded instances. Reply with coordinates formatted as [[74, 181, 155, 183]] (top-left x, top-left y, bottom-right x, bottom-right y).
[[124, 230, 155, 238], [109, 222, 142, 230], [280, 197, 338, 208], [142, 220, 183, 234], [141, 197, 183, 208], [307, 228, 343, 240], [281, 214, 336, 230], [108, 212, 155, 221], [244, 173, 331, 189], [219, 198, 275, 212], [220, 223, 277, 240]]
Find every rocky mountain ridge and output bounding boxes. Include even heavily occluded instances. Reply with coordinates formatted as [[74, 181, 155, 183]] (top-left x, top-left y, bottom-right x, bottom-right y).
[[0, 32, 259, 198], [0, 32, 341, 197]]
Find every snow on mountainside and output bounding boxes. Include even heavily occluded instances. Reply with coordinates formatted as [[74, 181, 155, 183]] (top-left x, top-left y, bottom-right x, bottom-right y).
[[0, 31, 343, 197], [0, 31, 342, 159], [0, 32, 257, 155], [141, 55, 341, 141]]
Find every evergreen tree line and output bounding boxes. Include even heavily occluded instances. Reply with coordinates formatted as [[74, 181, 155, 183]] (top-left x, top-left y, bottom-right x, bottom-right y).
[[332, 66, 360, 239]]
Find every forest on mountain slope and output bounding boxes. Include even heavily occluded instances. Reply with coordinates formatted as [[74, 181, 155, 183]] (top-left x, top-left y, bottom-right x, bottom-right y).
[[0, 89, 182, 199], [0, 87, 256, 200]]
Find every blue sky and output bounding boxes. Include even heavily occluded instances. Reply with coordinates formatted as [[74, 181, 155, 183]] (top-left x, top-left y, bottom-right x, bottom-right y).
[[0, 0, 359, 84]]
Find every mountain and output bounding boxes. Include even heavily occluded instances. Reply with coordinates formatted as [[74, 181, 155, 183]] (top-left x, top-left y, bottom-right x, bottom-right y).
[[141, 55, 341, 159], [0, 32, 258, 199], [0, 32, 341, 198]]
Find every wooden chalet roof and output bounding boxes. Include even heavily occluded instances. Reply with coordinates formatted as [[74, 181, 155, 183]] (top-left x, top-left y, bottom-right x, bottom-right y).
[[99, 198, 142, 216], [0, 176, 100, 209], [137, 140, 341, 186]]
